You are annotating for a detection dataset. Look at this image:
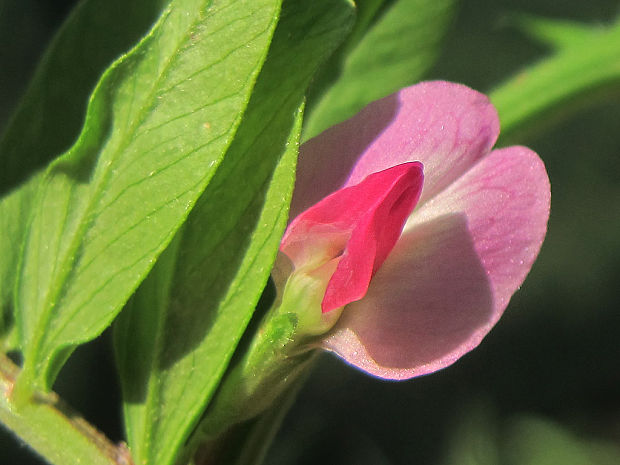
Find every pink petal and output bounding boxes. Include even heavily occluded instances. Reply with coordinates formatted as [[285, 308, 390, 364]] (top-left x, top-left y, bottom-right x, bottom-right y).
[[280, 163, 424, 313], [321, 146, 550, 379], [292, 81, 499, 219]]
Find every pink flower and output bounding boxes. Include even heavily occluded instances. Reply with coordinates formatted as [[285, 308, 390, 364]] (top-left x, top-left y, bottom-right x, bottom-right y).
[[279, 81, 550, 380]]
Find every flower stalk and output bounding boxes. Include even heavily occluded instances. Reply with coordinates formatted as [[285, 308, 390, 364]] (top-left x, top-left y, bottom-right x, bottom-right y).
[[193, 306, 317, 441]]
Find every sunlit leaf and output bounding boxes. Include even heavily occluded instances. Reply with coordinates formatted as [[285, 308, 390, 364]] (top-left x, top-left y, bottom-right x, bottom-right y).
[[114, 1, 354, 464], [14, 0, 281, 392], [0, 0, 169, 352], [0, 180, 41, 352]]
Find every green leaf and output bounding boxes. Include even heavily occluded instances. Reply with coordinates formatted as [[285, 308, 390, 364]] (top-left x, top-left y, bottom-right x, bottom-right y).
[[0, 0, 170, 195], [505, 416, 620, 465], [516, 14, 605, 50], [345, 0, 388, 47], [442, 407, 620, 465], [303, 0, 455, 139], [0, 178, 40, 349], [14, 0, 281, 393], [113, 2, 354, 464], [1, 0, 171, 345], [491, 20, 620, 143], [440, 403, 499, 465]]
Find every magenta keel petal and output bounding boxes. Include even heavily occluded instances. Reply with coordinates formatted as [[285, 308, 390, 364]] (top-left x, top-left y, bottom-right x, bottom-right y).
[[280, 163, 424, 313], [322, 163, 424, 312]]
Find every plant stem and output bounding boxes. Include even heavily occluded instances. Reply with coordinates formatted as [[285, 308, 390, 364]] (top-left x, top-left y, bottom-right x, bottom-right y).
[[0, 353, 131, 465]]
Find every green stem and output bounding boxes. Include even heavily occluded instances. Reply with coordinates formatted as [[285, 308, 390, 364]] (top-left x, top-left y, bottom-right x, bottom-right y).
[[0, 353, 130, 465], [191, 362, 314, 465], [491, 21, 620, 143], [231, 362, 313, 465]]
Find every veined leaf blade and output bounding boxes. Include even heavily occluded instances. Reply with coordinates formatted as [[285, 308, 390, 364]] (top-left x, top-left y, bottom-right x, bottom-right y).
[[15, 0, 282, 390], [114, 1, 354, 464], [1, 0, 169, 352]]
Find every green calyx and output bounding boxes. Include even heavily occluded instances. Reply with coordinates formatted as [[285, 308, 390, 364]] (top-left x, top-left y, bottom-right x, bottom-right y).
[[192, 251, 345, 445]]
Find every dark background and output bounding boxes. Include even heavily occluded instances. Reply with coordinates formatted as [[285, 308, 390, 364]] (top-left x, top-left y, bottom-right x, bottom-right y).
[[1, 0, 619, 464]]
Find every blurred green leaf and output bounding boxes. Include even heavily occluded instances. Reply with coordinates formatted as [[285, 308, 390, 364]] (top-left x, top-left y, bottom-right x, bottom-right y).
[[440, 403, 499, 465], [347, 0, 388, 47], [491, 19, 620, 143], [303, 0, 455, 139], [0, 0, 170, 194], [113, 1, 354, 464], [442, 408, 620, 465], [505, 416, 620, 465], [517, 14, 606, 50], [14, 0, 281, 393]]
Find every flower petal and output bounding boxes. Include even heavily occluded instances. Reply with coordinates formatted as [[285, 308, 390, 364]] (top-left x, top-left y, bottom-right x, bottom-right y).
[[281, 163, 424, 313], [292, 81, 499, 219], [323, 163, 424, 312], [321, 146, 550, 379]]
